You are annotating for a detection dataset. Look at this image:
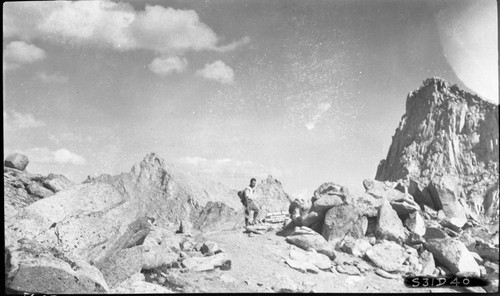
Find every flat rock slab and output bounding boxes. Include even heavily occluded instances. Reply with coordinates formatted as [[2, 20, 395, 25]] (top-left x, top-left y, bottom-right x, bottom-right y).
[[375, 268, 399, 279], [365, 241, 407, 272], [286, 232, 336, 259], [285, 259, 320, 274], [182, 252, 231, 272], [336, 264, 361, 276], [289, 246, 331, 270]]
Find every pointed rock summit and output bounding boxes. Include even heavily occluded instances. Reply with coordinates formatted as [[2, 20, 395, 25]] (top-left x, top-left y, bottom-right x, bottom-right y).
[[375, 77, 499, 222]]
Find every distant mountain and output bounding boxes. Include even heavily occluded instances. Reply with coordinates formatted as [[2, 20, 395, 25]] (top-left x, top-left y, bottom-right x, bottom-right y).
[[376, 77, 499, 220], [83, 153, 291, 230]]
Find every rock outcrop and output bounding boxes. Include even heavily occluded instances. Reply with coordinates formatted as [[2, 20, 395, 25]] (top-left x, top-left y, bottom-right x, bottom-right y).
[[251, 175, 293, 217], [375, 77, 499, 223]]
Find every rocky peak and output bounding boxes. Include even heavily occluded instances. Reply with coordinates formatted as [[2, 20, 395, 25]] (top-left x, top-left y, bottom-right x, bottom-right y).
[[375, 77, 499, 221], [248, 175, 292, 215]]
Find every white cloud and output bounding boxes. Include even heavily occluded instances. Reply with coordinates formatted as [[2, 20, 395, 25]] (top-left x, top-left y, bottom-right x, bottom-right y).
[[24, 147, 87, 165], [196, 60, 234, 84], [148, 56, 187, 75], [48, 132, 94, 145], [4, 110, 46, 129], [177, 156, 282, 179], [3, 41, 46, 70], [3, 1, 249, 55], [37, 72, 69, 83], [54, 148, 87, 165]]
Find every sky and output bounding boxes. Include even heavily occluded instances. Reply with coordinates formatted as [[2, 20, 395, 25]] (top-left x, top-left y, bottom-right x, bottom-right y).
[[3, 0, 498, 200]]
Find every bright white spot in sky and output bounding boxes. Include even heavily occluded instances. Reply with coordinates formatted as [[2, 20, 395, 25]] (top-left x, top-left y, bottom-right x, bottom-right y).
[[436, 0, 498, 103]]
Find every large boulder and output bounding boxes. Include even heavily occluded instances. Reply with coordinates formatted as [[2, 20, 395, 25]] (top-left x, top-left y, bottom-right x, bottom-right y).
[[350, 192, 381, 217], [310, 194, 344, 215], [404, 211, 426, 236], [425, 237, 481, 277], [322, 204, 366, 244], [5, 153, 29, 171], [365, 240, 408, 272], [251, 175, 293, 217], [375, 199, 407, 244], [43, 173, 75, 192], [26, 182, 54, 198], [97, 246, 144, 288], [310, 182, 349, 212], [474, 240, 499, 262], [427, 175, 467, 229], [6, 250, 108, 294], [297, 211, 323, 228]]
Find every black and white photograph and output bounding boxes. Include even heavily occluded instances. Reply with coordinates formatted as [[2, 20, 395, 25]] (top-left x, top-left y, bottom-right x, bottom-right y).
[[3, 0, 499, 293]]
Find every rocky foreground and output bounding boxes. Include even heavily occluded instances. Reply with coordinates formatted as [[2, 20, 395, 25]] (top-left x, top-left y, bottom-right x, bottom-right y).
[[4, 77, 499, 294]]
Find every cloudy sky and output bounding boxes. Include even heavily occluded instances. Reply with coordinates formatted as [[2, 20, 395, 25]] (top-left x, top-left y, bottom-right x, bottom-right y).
[[3, 0, 498, 199]]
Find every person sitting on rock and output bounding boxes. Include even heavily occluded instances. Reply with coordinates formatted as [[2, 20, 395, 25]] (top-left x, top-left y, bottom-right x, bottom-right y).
[[244, 178, 260, 226]]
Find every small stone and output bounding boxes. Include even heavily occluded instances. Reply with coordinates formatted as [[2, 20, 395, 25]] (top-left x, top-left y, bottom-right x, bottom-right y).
[[375, 268, 399, 279], [336, 264, 361, 276]]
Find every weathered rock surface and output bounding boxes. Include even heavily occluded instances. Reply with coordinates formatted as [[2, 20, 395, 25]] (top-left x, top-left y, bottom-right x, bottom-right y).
[[42, 173, 75, 192], [375, 199, 407, 243], [322, 204, 366, 244], [427, 175, 467, 229], [289, 245, 331, 270], [425, 237, 480, 277], [252, 175, 293, 217], [375, 77, 499, 223], [97, 246, 144, 288], [26, 182, 54, 198], [5, 153, 29, 171], [474, 240, 500, 262], [365, 241, 408, 272], [340, 237, 372, 258], [286, 259, 320, 274], [423, 227, 448, 241], [194, 201, 242, 232], [7, 251, 108, 294], [419, 250, 436, 276]]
